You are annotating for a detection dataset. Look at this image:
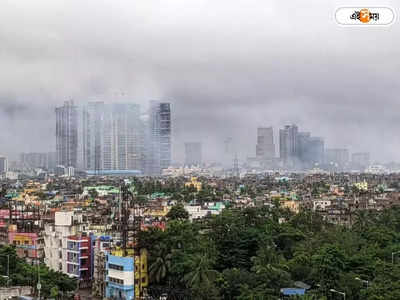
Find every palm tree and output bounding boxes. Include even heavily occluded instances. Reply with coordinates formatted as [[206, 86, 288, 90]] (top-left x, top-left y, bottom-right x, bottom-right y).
[[149, 244, 172, 284], [183, 254, 218, 289], [353, 210, 374, 231]]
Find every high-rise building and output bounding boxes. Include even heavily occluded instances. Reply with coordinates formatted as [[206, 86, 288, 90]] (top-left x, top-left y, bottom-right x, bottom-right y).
[[279, 125, 298, 167], [85, 102, 104, 172], [222, 137, 235, 168], [0, 156, 8, 173], [103, 103, 143, 171], [297, 132, 311, 164], [352, 152, 370, 168], [297, 133, 325, 168], [55, 100, 78, 168], [185, 142, 202, 166], [325, 148, 349, 167], [20, 153, 47, 169], [147, 101, 171, 175], [307, 137, 324, 166], [47, 152, 57, 171], [20, 152, 58, 171], [256, 127, 275, 162], [79, 102, 144, 173]]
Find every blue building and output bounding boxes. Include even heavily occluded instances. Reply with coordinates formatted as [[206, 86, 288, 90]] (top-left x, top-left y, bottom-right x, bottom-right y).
[[105, 253, 135, 300]]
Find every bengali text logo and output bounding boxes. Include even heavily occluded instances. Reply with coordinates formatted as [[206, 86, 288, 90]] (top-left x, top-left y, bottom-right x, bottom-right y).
[[335, 7, 395, 26]]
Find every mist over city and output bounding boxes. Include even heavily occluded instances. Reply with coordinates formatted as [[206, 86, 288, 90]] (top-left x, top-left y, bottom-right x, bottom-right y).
[[2, 2, 400, 300], [0, 0, 399, 164]]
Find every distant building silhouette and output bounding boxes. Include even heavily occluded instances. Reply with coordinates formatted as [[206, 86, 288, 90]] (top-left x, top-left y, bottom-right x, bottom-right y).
[[55, 100, 78, 168], [146, 101, 171, 175], [185, 142, 202, 166]]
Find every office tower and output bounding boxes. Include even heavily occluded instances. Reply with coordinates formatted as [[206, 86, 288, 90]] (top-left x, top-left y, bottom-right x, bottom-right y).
[[352, 152, 370, 168], [147, 101, 171, 175], [185, 142, 202, 166], [0, 156, 8, 173], [55, 100, 78, 168], [279, 124, 298, 167], [325, 149, 349, 167], [256, 127, 275, 162]]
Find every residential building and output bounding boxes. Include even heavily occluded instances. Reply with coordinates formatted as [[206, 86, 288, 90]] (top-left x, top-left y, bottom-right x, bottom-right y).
[[147, 101, 171, 175], [8, 232, 43, 264], [19, 153, 47, 169], [55, 100, 78, 168], [84, 102, 104, 172], [279, 125, 298, 167], [313, 200, 332, 211], [43, 211, 83, 273], [185, 177, 202, 191], [92, 236, 111, 299], [80, 102, 144, 173], [105, 254, 135, 300], [256, 127, 275, 163], [0, 156, 8, 174], [66, 234, 94, 287]]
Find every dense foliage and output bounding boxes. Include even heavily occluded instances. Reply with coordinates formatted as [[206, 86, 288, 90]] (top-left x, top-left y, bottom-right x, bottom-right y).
[[142, 205, 400, 299], [0, 245, 77, 298]]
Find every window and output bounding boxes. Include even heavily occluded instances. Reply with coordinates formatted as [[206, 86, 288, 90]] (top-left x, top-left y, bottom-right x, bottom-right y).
[[108, 277, 124, 285], [109, 264, 123, 271]]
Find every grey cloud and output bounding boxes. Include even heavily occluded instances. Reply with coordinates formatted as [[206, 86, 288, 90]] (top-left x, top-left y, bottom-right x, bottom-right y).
[[0, 0, 399, 162]]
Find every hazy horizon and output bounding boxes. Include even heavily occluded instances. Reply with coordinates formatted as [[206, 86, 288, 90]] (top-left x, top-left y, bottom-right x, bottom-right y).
[[0, 0, 399, 163]]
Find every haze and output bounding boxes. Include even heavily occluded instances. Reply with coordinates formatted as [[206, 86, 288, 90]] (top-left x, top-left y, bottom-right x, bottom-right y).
[[0, 0, 399, 163]]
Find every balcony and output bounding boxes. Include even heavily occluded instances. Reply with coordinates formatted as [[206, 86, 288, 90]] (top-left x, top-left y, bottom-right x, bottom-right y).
[[67, 243, 79, 252], [67, 256, 79, 264]]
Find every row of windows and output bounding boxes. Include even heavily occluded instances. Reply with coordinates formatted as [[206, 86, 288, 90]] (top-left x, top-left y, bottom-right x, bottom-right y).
[[108, 277, 124, 285], [13, 240, 32, 245], [109, 264, 124, 271]]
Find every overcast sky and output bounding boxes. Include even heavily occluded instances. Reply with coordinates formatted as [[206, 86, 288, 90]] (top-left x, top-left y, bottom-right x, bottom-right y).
[[0, 0, 399, 163]]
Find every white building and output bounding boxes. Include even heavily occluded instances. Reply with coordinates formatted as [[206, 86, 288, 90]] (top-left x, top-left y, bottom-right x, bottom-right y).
[[313, 199, 331, 211], [184, 205, 208, 220], [0, 156, 8, 173], [43, 211, 83, 273], [184, 202, 226, 221], [65, 166, 75, 177]]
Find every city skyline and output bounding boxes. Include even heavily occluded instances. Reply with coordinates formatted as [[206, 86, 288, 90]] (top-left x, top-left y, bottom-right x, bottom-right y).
[[0, 0, 399, 163]]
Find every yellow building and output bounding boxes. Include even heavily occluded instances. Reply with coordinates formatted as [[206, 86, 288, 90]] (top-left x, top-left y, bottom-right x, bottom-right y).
[[282, 200, 300, 214], [143, 206, 169, 218], [354, 181, 368, 191], [185, 177, 202, 191]]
